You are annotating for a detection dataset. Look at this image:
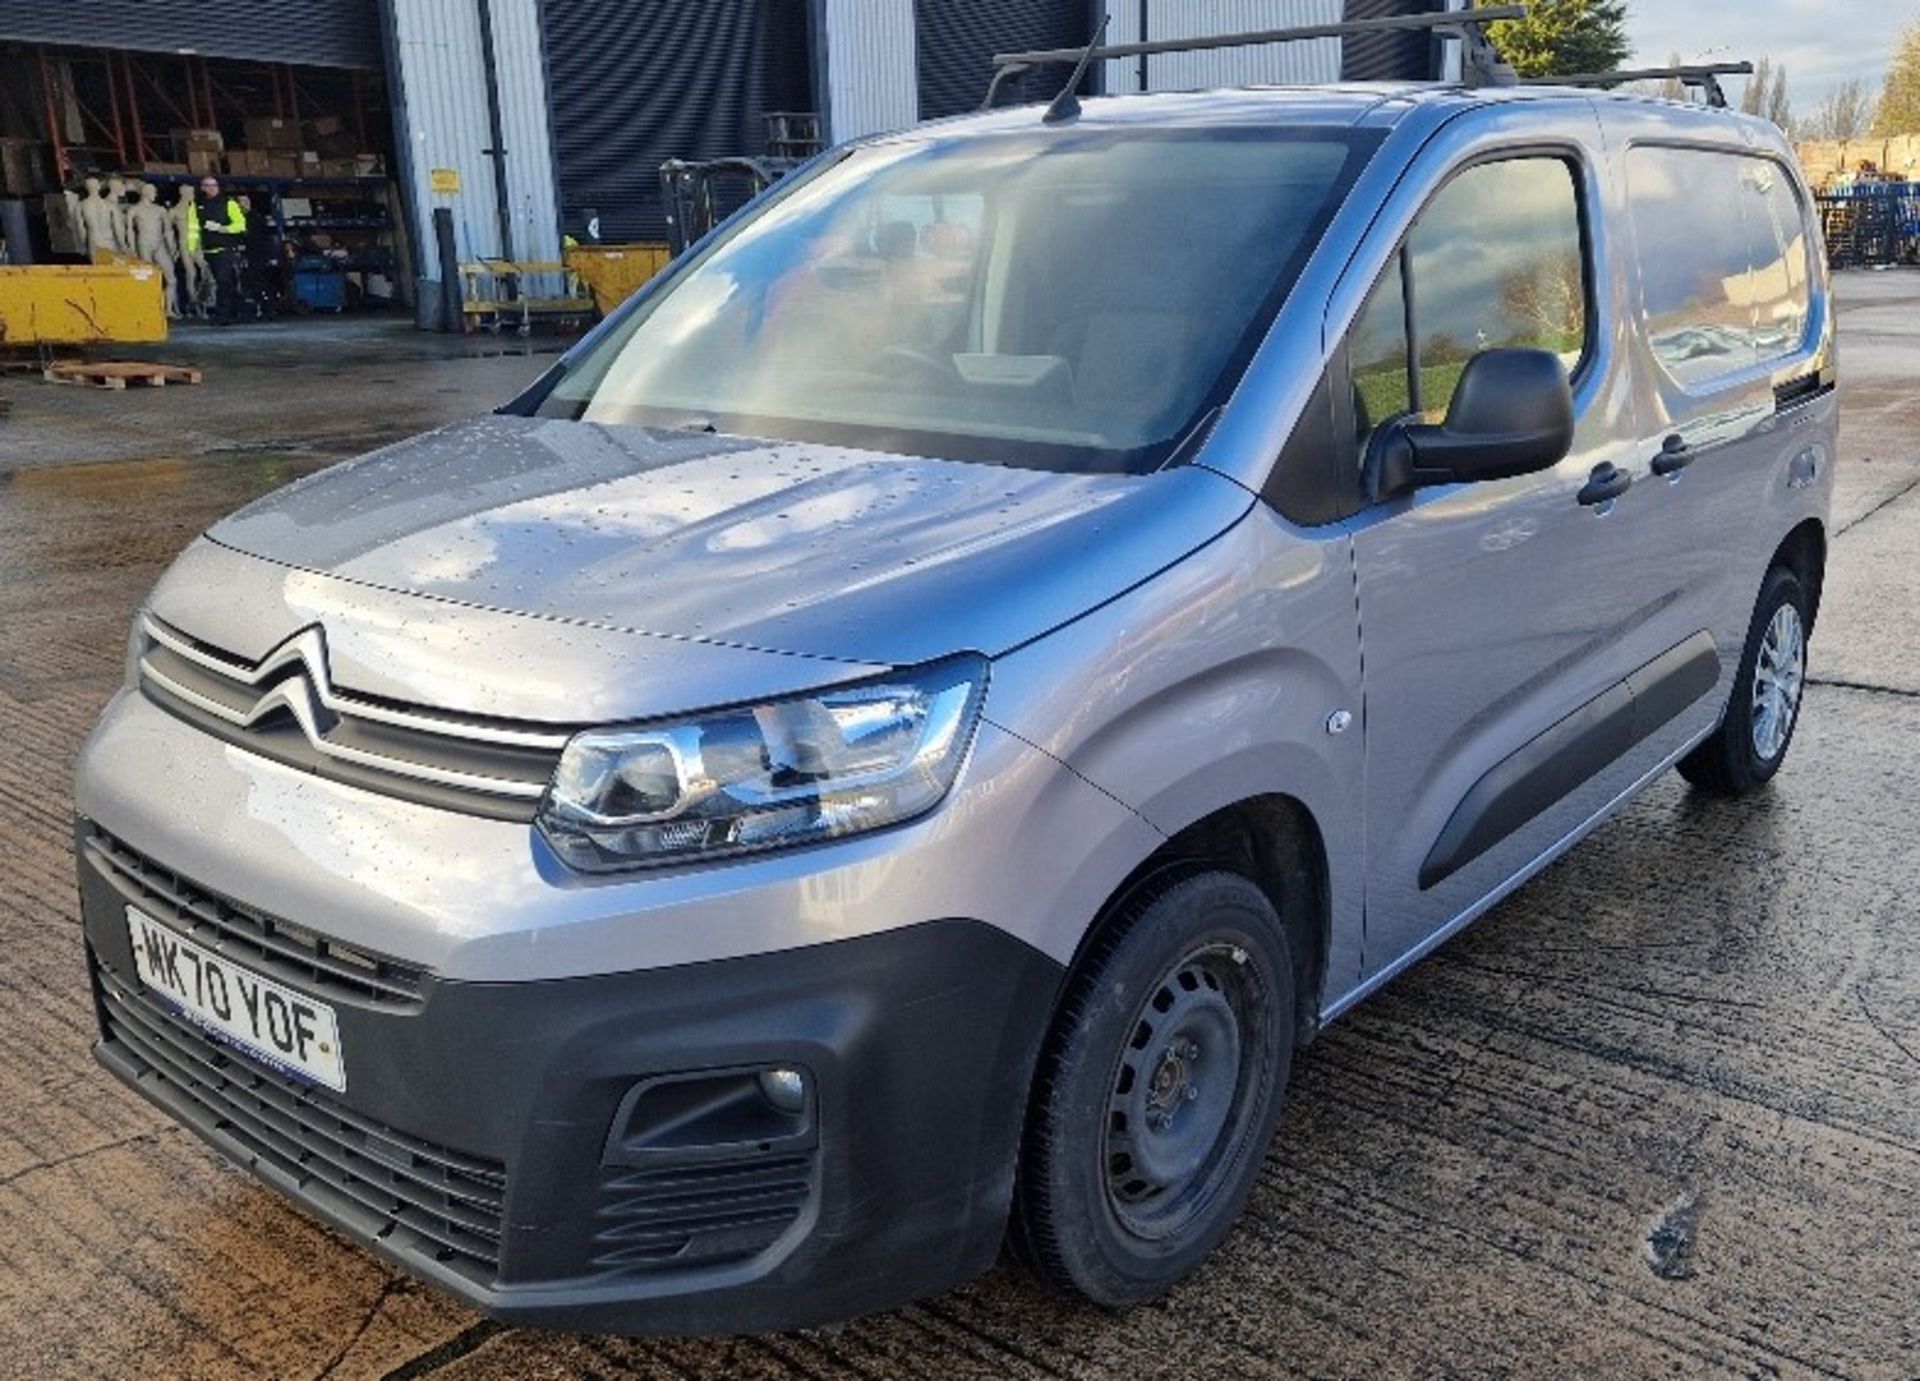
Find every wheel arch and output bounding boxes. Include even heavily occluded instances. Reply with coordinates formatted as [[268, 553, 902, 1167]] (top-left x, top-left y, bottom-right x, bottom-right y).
[[1057, 793, 1332, 1047], [1772, 517, 1826, 630]]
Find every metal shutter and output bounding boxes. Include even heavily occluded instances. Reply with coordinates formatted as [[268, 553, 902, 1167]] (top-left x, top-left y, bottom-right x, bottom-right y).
[[540, 0, 812, 243], [0, 0, 382, 70], [916, 0, 1092, 122], [1340, 0, 1444, 81]]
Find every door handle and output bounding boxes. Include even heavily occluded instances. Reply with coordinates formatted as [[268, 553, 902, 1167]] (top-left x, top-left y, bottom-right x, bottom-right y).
[[1650, 434, 1694, 477], [1578, 462, 1632, 507]]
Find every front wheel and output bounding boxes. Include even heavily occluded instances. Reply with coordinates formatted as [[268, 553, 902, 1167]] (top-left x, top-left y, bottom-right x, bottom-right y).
[[1010, 870, 1295, 1306], [1679, 564, 1810, 795]]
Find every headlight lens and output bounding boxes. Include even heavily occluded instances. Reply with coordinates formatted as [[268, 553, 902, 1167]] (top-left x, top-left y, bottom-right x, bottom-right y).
[[538, 655, 988, 871]]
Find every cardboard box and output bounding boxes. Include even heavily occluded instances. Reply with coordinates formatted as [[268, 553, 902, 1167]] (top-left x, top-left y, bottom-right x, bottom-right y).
[[352, 154, 385, 177], [187, 150, 221, 177], [318, 159, 361, 178], [223, 149, 264, 175], [267, 153, 300, 179], [142, 161, 190, 176], [243, 116, 301, 151], [171, 127, 223, 154]]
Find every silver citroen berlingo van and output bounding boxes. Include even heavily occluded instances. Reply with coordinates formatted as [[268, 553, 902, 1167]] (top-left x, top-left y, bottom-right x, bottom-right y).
[[74, 37, 1833, 1336]]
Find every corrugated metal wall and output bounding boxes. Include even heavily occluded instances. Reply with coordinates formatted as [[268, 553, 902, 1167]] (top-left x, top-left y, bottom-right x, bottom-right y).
[[489, 0, 563, 259], [0, 0, 383, 69], [1341, 0, 1447, 81], [915, 0, 1090, 122], [385, 0, 561, 321], [1102, 0, 1344, 93], [820, 0, 918, 141], [540, 1, 813, 241], [1098, 0, 1443, 93]]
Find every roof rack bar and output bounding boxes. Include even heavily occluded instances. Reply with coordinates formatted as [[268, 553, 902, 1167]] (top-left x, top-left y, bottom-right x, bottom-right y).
[[1523, 62, 1754, 109], [990, 6, 1527, 74]]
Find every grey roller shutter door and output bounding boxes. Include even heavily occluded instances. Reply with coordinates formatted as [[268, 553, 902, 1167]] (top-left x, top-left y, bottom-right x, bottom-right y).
[[1340, 0, 1445, 81], [540, 0, 812, 242], [915, 0, 1091, 121], [0, 0, 383, 70]]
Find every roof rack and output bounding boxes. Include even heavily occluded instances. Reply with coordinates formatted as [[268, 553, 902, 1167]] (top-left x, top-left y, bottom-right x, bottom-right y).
[[983, 4, 1530, 111], [1523, 62, 1755, 109]]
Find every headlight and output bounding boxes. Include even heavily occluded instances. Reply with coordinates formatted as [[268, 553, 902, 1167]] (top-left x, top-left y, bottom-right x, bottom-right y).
[[538, 655, 988, 872]]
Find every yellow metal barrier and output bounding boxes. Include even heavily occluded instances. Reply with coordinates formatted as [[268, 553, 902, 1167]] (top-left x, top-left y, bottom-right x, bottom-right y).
[[0, 264, 168, 346]]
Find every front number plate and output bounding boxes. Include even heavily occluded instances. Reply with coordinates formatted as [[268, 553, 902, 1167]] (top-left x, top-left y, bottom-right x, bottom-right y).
[[126, 905, 346, 1092]]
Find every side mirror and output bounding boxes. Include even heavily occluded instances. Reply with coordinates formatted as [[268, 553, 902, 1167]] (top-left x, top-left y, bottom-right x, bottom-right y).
[[1364, 347, 1575, 501]]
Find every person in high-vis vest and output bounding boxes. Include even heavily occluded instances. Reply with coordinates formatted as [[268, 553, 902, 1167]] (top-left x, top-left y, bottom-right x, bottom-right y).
[[198, 176, 249, 325]]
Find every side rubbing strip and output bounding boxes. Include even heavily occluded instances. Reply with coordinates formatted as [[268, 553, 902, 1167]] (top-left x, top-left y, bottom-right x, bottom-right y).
[[1419, 631, 1721, 890]]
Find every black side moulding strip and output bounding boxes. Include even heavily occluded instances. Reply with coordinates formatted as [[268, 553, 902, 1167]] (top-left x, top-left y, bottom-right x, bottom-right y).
[[1420, 631, 1720, 890]]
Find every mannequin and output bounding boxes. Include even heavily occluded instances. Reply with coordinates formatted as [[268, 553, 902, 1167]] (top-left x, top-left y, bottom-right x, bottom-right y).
[[170, 183, 209, 315], [128, 182, 180, 318], [104, 176, 134, 254], [78, 177, 121, 260]]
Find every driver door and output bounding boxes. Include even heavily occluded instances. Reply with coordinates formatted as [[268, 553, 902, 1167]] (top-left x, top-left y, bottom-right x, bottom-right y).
[[1348, 132, 1696, 980]]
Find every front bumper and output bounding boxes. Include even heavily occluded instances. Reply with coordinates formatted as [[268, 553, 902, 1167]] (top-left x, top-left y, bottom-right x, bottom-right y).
[[79, 831, 1063, 1335]]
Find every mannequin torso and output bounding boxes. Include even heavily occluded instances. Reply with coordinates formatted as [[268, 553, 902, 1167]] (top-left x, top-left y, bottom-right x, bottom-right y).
[[78, 178, 119, 258]]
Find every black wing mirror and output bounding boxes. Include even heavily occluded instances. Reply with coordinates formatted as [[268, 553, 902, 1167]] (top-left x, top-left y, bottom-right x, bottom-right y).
[[1364, 347, 1575, 501]]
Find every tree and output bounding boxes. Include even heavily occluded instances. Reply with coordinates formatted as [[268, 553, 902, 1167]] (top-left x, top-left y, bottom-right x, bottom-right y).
[[1802, 79, 1878, 141], [1766, 67, 1794, 131], [1656, 50, 1686, 103], [1486, 0, 1632, 79], [1741, 58, 1794, 133], [1498, 252, 1586, 350], [1875, 23, 1920, 135]]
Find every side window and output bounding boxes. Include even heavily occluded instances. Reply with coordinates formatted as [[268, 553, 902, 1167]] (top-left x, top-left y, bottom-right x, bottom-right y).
[[1348, 259, 1412, 453], [1745, 162, 1812, 360], [1628, 147, 1810, 390], [1348, 157, 1588, 462], [1405, 158, 1588, 417]]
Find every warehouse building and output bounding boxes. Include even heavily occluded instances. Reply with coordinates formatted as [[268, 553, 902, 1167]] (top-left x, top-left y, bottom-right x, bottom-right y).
[[0, 0, 1459, 332]]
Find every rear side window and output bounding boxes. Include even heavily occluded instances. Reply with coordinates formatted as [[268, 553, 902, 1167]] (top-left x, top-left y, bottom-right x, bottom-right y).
[[1627, 147, 1812, 389], [1347, 156, 1588, 460], [1747, 162, 1813, 359]]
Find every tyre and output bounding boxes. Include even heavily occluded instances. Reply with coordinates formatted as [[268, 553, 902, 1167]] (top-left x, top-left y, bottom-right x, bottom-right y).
[[1679, 564, 1810, 795], [1011, 869, 1295, 1306]]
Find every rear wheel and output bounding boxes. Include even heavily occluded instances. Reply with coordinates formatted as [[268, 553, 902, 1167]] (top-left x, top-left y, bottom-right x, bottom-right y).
[[1011, 870, 1294, 1306], [1679, 564, 1810, 795]]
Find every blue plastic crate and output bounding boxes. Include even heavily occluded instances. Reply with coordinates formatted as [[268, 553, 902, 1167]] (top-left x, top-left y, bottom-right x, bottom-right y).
[[293, 271, 347, 311]]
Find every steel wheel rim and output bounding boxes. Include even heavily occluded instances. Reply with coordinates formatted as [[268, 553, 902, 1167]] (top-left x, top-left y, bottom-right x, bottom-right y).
[[1751, 602, 1805, 763], [1102, 942, 1271, 1243]]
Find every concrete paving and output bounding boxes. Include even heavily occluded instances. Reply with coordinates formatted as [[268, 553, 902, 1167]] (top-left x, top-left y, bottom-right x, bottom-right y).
[[0, 283, 1916, 1379]]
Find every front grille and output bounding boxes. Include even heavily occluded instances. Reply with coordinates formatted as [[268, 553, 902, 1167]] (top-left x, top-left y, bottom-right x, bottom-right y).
[[135, 613, 568, 822], [96, 960, 508, 1280], [593, 1155, 814, 1271], [84, 825, 425, 1008]]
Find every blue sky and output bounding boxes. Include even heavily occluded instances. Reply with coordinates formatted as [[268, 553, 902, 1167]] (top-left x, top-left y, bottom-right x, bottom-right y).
[[1626, 1, 1918, 114]]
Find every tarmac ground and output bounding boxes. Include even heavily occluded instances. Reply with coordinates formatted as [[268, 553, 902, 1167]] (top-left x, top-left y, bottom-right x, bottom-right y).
[[1, 282, 1917, 1378]]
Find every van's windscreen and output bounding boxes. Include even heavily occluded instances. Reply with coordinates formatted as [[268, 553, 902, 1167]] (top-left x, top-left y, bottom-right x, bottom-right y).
[[538, 127, 1382, 474]]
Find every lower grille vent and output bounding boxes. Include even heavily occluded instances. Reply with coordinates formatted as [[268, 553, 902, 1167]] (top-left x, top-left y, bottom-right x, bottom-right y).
[[96, 959, 507, 1281], [593, 1154, 813, 1271]]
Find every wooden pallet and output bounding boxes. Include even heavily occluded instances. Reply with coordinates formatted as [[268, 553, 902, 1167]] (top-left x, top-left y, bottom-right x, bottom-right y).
[[42, 361, 202, 390]]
